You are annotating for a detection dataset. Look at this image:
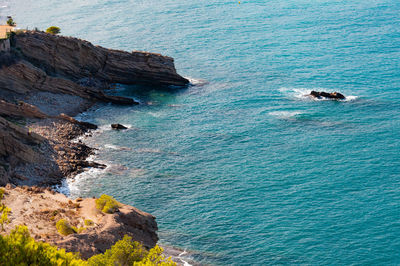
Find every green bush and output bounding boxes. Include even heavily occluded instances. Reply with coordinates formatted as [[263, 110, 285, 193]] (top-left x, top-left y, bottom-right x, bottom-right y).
[[46, 26, 61, 35], [0, 204, 10, 231], [0, 188, 4, 200], [0, 188, 10, 231], [0, 225, 176, 265], [87, 235, 175, 266], [95, 194, 121, 214], [0, 225, 84, 265], [84, 219, 94, 226], [56, 219, 77, 236], [6, 17, 15, 26]]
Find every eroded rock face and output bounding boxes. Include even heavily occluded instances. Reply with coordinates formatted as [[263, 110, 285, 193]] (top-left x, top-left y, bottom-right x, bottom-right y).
[[0, 60, 138, 108], [13, 31, 189, 87], [0, 116, 45, 186]]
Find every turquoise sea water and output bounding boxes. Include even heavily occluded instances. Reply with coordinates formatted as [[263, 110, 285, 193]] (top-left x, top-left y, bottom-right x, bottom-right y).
[[5, 0, 400, 264]]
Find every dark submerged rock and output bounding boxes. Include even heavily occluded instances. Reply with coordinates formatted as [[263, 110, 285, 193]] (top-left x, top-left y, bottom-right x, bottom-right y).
[[111, 124, 128, 130]]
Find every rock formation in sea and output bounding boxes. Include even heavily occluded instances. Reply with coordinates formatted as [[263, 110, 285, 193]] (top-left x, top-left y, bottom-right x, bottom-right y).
[[309, 90, 346, 100], [111, 123, 128, 130]]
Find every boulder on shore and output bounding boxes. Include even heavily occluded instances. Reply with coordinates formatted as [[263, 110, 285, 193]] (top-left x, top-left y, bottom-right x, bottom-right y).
[[310, 91, 346, 100], [111, 124, 128, 130]]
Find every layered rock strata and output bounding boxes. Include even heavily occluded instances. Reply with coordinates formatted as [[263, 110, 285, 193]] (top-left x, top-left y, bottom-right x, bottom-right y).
[[13, 31, 189, 86]]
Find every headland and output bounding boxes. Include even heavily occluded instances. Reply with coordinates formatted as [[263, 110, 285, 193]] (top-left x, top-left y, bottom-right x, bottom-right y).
[[0, 29, 188, 262]]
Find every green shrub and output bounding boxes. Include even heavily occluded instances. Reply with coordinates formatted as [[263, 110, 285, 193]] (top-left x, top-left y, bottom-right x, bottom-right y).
[[56, 219, 77, 236], [95, 194, 121, 214], [46, 26, 61, 35], [77, 227, 86, 234], [84, 219, 94, 226], [0, 189, 10, 231], [0, 188, 4, 200], [6, 17, 15, 26], [87, 235, 175, 266], [0, 205, 10, 231], [0, 225, 84, 265], [0, 226, 176, 265]]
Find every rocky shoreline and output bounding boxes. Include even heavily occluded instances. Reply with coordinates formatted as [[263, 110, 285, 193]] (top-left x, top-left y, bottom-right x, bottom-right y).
[[0, 30, 188, 260]]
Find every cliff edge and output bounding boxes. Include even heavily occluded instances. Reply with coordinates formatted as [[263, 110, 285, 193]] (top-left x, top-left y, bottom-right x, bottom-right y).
[[13, 31, 189, 86]]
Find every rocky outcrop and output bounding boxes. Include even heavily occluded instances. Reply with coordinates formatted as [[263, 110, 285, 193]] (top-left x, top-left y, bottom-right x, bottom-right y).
[[111, 123, 128, 130], [0, 59, 138, 107], [310, 91, 346, 100], [0, 99, 48, 119], [2, 186, 158, 259], [13, 31, 189, 87]]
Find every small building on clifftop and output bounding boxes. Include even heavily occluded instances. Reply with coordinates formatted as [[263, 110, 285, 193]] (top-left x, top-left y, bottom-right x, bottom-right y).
[[0, 25, 15, 39]]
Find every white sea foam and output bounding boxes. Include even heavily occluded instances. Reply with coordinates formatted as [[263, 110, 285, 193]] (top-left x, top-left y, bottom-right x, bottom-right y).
[[178, 250, 192, 266], [161, 245, 194, 266], [56, 165, 106, 197], [269, 110, 303, 119], [343, 95, 359, 102], [104, 144, 119, 150], [186, 77, 208, 86], [148, 112, 163, 118]]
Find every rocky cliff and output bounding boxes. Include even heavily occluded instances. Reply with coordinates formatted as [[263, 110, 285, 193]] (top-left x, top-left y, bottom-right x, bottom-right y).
[[0, 31, 188, 186], [0, 30, 187, 262], [13, 31, 189, 86]]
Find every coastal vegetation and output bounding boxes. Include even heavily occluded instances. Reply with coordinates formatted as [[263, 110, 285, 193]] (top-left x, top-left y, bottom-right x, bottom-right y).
[[0, 225, 176, 265], [46, 26, 61, 35], [84, 219, 94, 226], [0, 226, 82, 265], [6, 17, 15, 26], [56, 219, 78, 236], [87, 235, 176, 266], [95, 194, 121, 214], [0, 188, 10, 231]]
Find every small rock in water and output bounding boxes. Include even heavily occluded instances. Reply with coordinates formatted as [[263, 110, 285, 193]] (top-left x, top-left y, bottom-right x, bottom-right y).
[[111, 124, 128, 130], [310, 91, 346, 100]]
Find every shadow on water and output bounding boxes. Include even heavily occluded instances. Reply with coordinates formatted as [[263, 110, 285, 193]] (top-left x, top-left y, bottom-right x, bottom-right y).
[[104, 83, 193, 106]]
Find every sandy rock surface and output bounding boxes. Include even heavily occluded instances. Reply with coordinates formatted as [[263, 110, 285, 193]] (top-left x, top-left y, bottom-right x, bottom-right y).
[[2, 185, 158, 259]]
